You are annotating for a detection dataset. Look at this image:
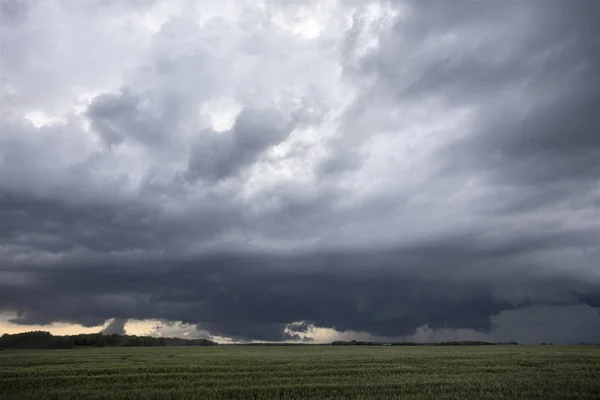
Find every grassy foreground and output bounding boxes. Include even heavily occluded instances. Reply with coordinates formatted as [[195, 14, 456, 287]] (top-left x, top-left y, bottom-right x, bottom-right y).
[[1, 345, 600, 399]]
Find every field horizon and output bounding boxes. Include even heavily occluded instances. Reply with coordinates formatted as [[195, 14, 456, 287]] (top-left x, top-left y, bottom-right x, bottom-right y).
[[2, 345, 600, 399]]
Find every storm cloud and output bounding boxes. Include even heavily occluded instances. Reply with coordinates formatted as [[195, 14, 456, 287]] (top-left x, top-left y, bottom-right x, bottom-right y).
[[1, 0, 599, 344]]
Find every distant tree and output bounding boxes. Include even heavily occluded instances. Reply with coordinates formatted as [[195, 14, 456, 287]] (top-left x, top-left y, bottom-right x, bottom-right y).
[[0, 332, 216, 349]]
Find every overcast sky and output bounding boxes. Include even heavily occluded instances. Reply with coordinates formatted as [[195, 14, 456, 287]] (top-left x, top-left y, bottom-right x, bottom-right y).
[[1, 0, 599, 344]]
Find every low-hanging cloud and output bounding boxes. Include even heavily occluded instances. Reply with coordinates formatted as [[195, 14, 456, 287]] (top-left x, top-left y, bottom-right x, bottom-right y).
[[102, 318, 128, 335]]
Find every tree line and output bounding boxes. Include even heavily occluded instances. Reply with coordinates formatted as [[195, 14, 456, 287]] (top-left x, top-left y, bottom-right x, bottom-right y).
[[0, 331, 216, 349], [225, 340, 519, 346], [0, 332, 524, 349], [330, 340, 519, 346]]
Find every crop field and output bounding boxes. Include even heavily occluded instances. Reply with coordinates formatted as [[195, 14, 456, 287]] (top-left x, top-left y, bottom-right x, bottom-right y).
[[1, 345, 600, 399]]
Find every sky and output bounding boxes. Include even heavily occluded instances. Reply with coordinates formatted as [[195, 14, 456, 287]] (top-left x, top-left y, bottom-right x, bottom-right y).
[[0, 0, 599, 344]]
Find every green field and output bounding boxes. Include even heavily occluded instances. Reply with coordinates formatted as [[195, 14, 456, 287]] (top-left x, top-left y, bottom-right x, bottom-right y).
[[1, 346, 600, 399]]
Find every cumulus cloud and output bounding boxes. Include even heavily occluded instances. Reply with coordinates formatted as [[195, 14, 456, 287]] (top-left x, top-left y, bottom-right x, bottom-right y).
[[0, 0, 599, 344]]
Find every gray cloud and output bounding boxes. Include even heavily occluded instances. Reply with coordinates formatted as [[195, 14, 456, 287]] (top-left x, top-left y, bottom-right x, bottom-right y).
[[1, 0, 599, 344], [87, 89, 146, 148], [186, 107, 302, 182], [355, 0, 600, 190], [1, 0, 29, 25], [102, 318, 127, 335], [2, 234, 599, 341]]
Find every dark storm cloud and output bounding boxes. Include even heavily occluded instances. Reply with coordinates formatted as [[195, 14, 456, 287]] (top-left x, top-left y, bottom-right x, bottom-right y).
[[1, 0, 600, 344], [2, 227, 599, 341], [440, 5, 600, 231], [355, 0, 600, 188], [0, 187, 249, 259], [0, 190, 159, 253]]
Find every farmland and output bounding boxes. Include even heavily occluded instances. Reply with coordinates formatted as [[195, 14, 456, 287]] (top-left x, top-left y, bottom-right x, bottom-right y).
[[1, 346, 600, 399]]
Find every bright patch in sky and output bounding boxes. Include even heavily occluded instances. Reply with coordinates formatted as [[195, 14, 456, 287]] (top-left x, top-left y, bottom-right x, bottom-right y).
[[24, 110, 66, 127], [200, 97, 242, 131]]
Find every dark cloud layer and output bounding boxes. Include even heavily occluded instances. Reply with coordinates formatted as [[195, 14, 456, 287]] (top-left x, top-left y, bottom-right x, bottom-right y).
[[1, 0, 599, 343], [2, 235, 599, 341]]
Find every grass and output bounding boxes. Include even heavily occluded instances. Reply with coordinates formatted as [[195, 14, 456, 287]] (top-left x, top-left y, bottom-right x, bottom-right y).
[[1, 345, 600, 399]]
